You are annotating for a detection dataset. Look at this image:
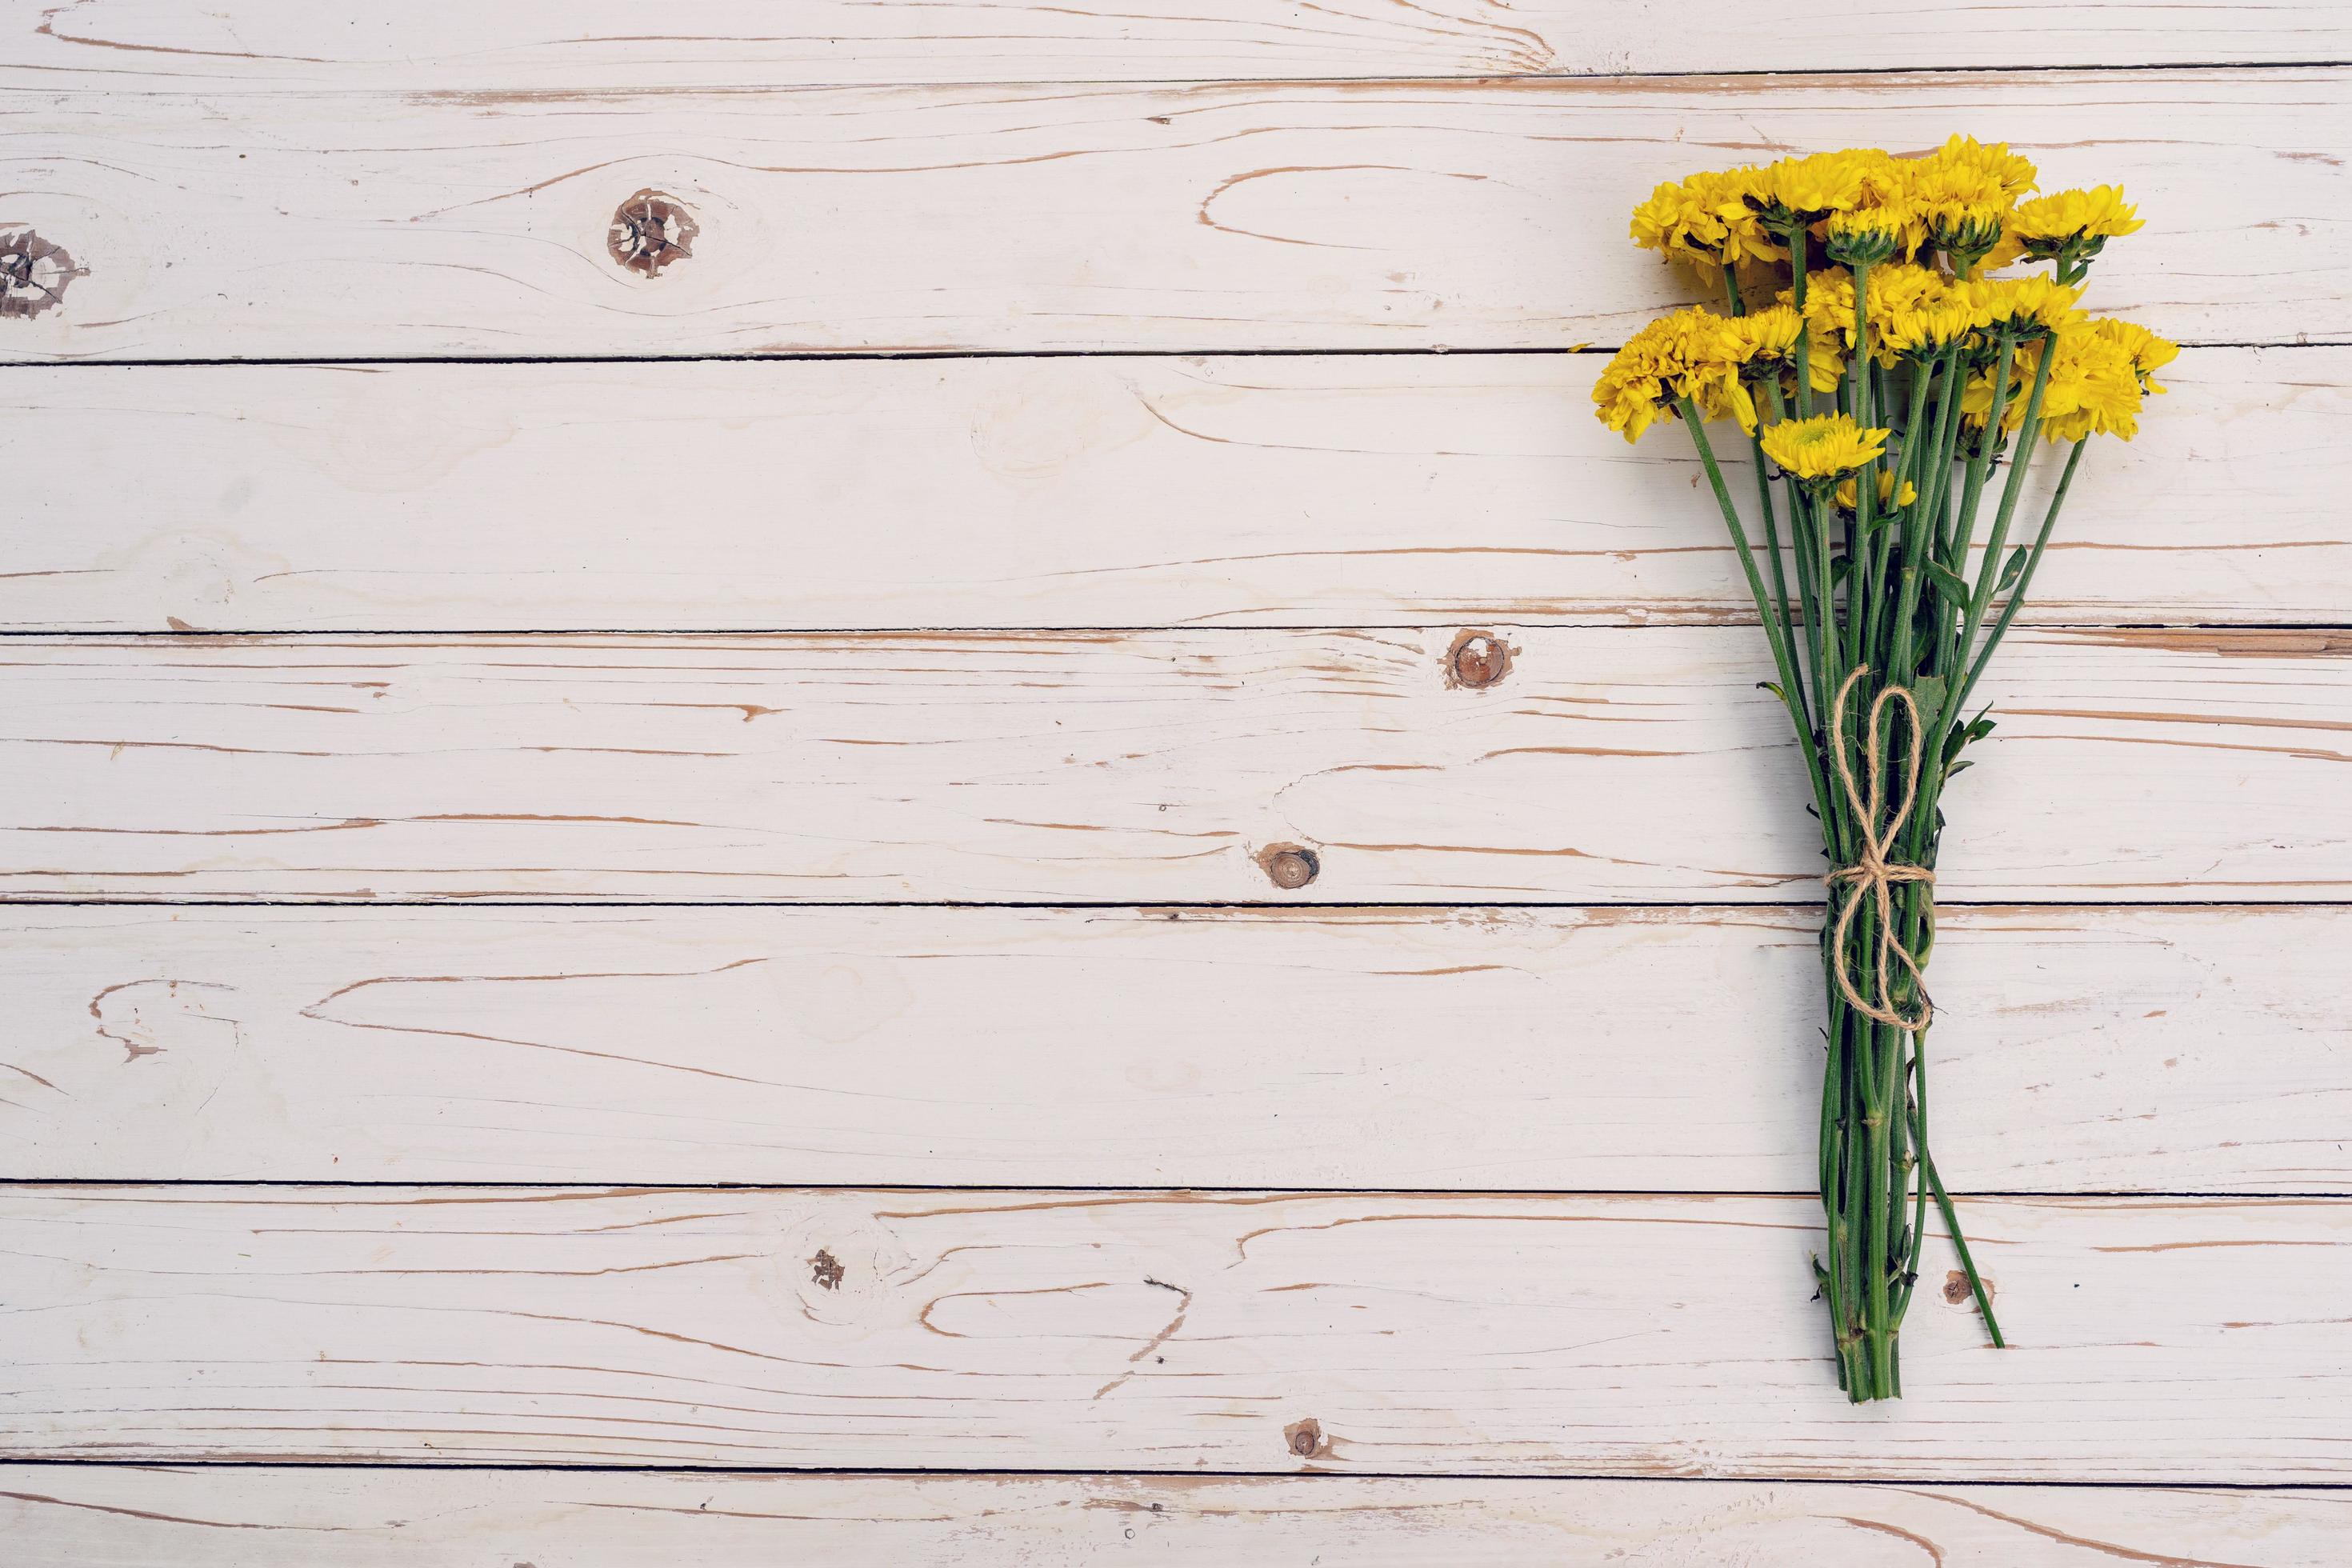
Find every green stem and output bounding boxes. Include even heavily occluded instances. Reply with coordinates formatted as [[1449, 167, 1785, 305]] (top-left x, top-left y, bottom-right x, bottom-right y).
[[1846, 262, 1875, 675], [1937, 326, 2017, 700], [1953, 438, 2087, 719], [1786, 223, 1815, 418], [1944, 334, 2057, 736], [1893, 1030, 1933, 1322], [1682, 399, 1833, 819], [1877, 361, 1933, 672], [1926, 1154, 2006, 1348]]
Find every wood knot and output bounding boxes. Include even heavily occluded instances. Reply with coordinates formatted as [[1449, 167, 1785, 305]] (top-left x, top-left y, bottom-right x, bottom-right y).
[[0, 230, 86, 318], [1283, 1417, 1326, 1459], [1445, 630, 1511, 690], [1258, 844, 1319, 890], [608, 190, 699, 278], [809, 1248, 846, 1292], [1942, 1269, 1971, 1305]]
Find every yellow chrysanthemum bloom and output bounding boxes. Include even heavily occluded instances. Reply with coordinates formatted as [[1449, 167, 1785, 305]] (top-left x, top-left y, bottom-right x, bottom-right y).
[[1882, 286, 1990, 358], [1592, 307, 1754, 443], [1960, 353, 2025, 430], [1834, 470, 1920, 511], [1922, 199, 2008, 265], [2010, 186, 2143, 249], [1900, 136, 2035, 271], [1770, 282, 1852, 391], [1760, 413, 1890, 481], [1799, 263, 1955, 364], [2035, 325, 2147, 442], [1823, 202, 1917, 266], [1631, 179, 1726, 263], [1729, 304, 1806, 366], [1911, 134, 2038, 202], [1593, 336, 1677, 445], [1968, 274, 2083, 334], [1630, 168, 1785, 275], [1756, 149, 1887, 218], [1691, 167, 1785, 269], [2086, 316, 2178, 394]]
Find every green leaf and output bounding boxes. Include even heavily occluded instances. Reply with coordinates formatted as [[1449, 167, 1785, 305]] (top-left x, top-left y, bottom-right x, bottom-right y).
[[1998, 545, 2031, 593], [1926, 561, 1972, 609], [1944, 758, 1974, 778], [1907, 674, 1948, 725]]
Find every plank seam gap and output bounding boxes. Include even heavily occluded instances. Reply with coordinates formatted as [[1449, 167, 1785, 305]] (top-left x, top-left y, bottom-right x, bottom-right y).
[[0, 339, 2335, 370], [18, 58, 2352, 95], [6, 898, 2347, 911], [4, 622, 2347, 638], [0, 1181, 2336, 1199], [0, 1459, 2345, 1489]]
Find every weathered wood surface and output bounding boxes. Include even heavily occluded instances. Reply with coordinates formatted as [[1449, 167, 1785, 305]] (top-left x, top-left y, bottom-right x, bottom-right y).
[[3, 628, 2343, 902], [12, 904, 2349, 1191], [7, 348, 2342, 633], [7, 1469, 2348, 1568], [13, 0, 2347, 86], [2, 73, 2342, 361], [6, 1186, 2349, 1477]]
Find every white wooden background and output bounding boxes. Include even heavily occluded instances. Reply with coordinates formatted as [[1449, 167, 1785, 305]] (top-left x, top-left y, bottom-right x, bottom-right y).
[[3, 4, 2350, 1563]]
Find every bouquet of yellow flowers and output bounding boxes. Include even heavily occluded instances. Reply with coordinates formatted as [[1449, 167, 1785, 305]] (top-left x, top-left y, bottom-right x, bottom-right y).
[[1598, 138, 2175, 1402]]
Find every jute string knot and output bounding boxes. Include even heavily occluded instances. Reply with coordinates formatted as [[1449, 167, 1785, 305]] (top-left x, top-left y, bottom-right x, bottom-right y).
[[1823, 665, 1935, 1032]]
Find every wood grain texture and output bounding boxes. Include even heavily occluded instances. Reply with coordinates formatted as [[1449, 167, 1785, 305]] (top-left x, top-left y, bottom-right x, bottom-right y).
[[2, 628, 2343, 902], [11, 904, 2350, 1191], [13, 0, 2348, 86], [7, 348, 2342, 633], [6, 1468, 2349, 1567], [6, 1186, 2350, 1477], [2, 72, 2342, 361]]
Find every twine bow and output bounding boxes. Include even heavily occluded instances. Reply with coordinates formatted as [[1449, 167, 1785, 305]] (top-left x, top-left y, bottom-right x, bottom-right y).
[[1823, 666, 1936, 1032]]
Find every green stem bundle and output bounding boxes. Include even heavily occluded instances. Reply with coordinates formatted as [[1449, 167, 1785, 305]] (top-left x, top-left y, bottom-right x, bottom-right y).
[[1687, 318, 2074, 1401]]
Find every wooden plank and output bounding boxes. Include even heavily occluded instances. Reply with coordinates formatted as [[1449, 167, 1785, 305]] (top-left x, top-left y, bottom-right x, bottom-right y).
[[2, 72, 2342, 361], [6, 1186, 2349, 1476], [12, 1, 2347, 86], [10, 904, 2348, 1191], [2, 628, 2343, 902], [6, 1468, 2348, 1567], [7, 348, 2342, 633]]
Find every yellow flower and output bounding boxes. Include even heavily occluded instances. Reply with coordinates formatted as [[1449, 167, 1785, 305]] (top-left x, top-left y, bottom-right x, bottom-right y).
[[1968, 274, 2083, 334], [1909, 134, 2038, 203], [2086, 316, 2178, 393], [1798, 263, 1957, 364], [1593, 342, 1675, 445], [1592, 306, 1754, 442], [1630, 168, 1784, 274], [1756, 149, 1890, 218], [1760, 414, 1890, 481], [1631, 182, 1719, 257], [1729, 304, 1805, 365], [1960, 350, 2029, 430], [2035, 324, 2147, 442], [1691, 168, 1785, 269], [1824, 202, 1916, 266], [1900, 136, 2035, 271], [1724, 305, 1831, 402], [1924, 199, 2008, 264], [1882, 286, 1990, 358], [2010, 186, 2143, 252], [1834, 470, 1920, 511]]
